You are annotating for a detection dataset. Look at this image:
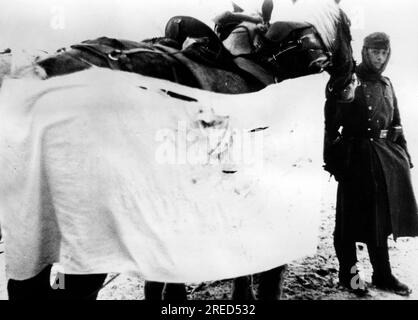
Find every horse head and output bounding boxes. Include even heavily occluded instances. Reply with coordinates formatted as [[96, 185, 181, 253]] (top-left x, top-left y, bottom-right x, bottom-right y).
[[257, 20, 332, 79], [247, 0, 356, 102]]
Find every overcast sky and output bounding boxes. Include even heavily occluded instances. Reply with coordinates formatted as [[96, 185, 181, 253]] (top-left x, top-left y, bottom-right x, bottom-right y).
[[0, 0, 417, 52]]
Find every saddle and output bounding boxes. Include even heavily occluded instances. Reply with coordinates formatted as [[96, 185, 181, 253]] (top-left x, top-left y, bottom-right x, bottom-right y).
[[68, 36, 274, 91], [164, 14, 277, 86], [69, 37, 167, 72]]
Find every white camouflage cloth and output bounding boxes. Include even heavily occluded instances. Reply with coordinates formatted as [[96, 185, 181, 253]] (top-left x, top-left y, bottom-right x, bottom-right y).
[[0, 69, 323, 282]]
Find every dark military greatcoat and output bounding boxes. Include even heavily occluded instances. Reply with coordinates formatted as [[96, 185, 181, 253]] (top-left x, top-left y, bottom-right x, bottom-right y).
[[323, 64, 418, 246]]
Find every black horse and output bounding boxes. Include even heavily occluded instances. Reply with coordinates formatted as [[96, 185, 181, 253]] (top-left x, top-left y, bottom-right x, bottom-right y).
[[28, 3, 354, 102], [6, 0, 355, 300]]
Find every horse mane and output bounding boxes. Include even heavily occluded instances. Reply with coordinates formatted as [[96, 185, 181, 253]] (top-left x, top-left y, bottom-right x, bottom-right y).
[[275, 0, 342, 52]]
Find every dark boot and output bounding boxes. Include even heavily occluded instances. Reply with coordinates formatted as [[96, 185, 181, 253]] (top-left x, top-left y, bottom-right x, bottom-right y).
[[334, 238, 368, 296], [334, 238, 356, 284], [338, 266, 369, 297], [231, 276, 256, 300], [368, 244, 411, 296], [257, 265, 287, 300], [162, 283, 188, 300]]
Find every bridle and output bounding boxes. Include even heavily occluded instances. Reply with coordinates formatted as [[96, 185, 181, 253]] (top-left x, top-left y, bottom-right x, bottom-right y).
[[231, 22, 334, 70], [266, 28, 333, 70]]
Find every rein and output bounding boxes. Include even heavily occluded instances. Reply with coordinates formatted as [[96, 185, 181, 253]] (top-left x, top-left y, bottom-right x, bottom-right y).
[[107, 48, 161, 61], [266, 27, 333, 70], [70, 44, 164, 71]]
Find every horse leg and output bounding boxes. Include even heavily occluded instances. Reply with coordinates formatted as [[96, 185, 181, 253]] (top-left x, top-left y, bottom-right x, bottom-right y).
[[53, 273, 108, 300], [231, 275, 256, 300], [144, 281, 165, 300], [162, 283, 188, 300], [144, 281, 188, 300], [7, 264, 107, 300], [257, 264, 288, 300], [7, 265, 54, 300]]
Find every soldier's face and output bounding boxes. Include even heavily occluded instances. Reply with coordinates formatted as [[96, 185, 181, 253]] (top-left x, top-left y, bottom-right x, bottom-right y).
[[367, 48, 389, 70]]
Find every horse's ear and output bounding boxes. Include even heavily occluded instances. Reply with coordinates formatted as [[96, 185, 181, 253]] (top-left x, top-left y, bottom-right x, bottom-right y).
[[261, 0, 273, 24], [232, 2, 244, 12]]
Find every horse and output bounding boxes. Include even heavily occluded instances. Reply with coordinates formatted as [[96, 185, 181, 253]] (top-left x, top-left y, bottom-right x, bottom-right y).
[[0, 0, 356, 300], [12, 1, 355, 103]]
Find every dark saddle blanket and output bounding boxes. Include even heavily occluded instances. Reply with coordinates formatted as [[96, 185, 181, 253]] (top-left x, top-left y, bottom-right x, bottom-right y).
[[70, 37, 175, 71], [70, 36, 275, 91]]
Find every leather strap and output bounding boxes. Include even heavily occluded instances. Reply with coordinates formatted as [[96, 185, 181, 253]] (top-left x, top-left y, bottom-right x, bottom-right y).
[[232, 56, 276, 86]]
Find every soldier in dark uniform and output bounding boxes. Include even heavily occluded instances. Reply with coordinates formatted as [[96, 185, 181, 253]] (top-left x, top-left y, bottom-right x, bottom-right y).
[[323, 32, 418, 296]]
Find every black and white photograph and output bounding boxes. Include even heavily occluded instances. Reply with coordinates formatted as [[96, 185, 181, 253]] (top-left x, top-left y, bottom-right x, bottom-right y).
[[0, 0, 418, 305]]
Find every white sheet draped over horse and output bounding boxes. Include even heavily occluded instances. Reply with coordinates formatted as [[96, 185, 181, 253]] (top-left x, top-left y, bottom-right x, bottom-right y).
[[0, 68, 324, 282]]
